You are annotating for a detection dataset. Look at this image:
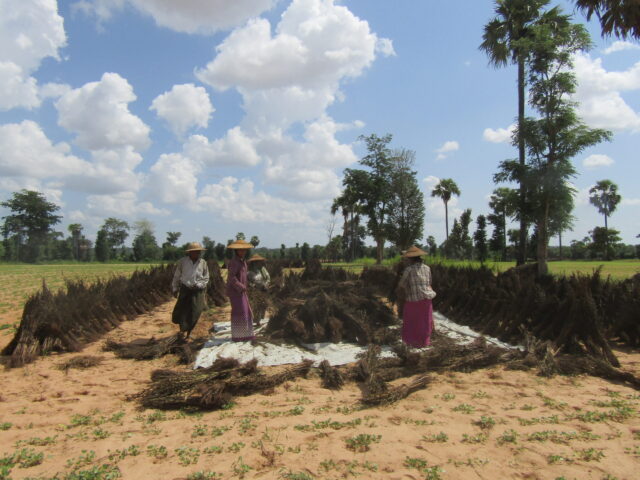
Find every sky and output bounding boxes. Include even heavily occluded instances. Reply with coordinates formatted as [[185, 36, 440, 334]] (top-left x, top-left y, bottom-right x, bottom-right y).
[[0, 0, 638, 250]]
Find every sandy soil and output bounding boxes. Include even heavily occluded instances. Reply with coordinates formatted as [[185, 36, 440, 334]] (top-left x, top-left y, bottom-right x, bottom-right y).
[[1, 302, 639, 480]]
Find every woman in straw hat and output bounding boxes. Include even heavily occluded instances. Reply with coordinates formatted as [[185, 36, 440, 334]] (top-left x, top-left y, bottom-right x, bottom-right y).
[[397, 245, 435, 347], [171, 242, 210, 339], [225, 239, 255, 341], [247, 254, 270, 291]]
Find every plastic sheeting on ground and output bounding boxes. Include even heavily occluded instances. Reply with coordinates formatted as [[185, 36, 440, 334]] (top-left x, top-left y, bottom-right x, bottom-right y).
[[193, 312, 522, 369]]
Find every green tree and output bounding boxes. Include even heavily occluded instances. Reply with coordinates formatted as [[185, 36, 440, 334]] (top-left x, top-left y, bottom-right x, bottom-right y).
[[202, 236, 215, 261], [474, 215, 489, 263], [236, 232, 246, 241], [301, 242, 310, 261], [386, 149, 425, 251], [426, 235, 437, 256], [331, 182, 364, 262], [162, 231, 182, 261], [589, 226, 622, 259], [325, 236, 342, 262], [342, 133, 395, 264], [1, 189, 62, 262], [589, 179, 621, 260], [574, 0, 640, 39], [481, 0, 550, 266], [132, 223, 160, 262], [549, 184, 576, 259], [488, 187, 517, 261], [280, 243, 286, 259], [95, 229, 110, 262], [430, 178, 460, 242], [101, 217, 130, 259], [68, 223, 83, 260], [250, 235, 260, 248], [214, 242, 226, 261], [496, 12, 611, 274]]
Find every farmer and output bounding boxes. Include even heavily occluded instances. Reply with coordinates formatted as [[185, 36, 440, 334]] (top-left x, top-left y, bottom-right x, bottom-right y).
[[247, 254, 270, 291], [171, 242, 210, 339], [397, 245, 435, 348], [226, 239, 255, 341]]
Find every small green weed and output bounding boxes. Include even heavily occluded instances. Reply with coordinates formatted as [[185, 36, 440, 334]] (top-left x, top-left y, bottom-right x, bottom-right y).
[[345, 434, 381, 452], [175, 446, 200, 466], [421, 432, 448, 443], [187, 471, 222, 480], [452, 403, 475, 414], [497, 429, 518, 445], [473, 416, 496, 430], [146, 445, 168, 459]]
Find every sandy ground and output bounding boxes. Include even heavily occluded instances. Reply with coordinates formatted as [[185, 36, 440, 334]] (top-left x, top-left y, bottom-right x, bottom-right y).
[[1, 302, 639, 480]]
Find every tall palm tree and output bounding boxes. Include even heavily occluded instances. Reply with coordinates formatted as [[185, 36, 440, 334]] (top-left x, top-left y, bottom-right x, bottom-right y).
[[589, 179, 621, 231], [480, 0, 548, 266], [431, 178, 460, 241], [574, 0, 640, 39], [589, 179, 621, 261]]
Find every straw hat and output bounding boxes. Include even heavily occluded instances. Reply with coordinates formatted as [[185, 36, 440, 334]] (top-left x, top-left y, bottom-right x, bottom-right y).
[[403, 245, 427, 258], [227, 239, 253, 250], [185, 241, 206, 252], [248, 254, 266, 263]]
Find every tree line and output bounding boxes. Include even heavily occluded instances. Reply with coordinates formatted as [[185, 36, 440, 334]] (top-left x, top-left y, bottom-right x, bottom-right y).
[[328, 0, 639, 268]]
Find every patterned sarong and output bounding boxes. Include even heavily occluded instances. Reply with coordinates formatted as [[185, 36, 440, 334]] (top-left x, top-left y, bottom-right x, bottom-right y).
[[401, 298, 433, 348], [229, 291, 254, 341], [171, 285, 206, 333]]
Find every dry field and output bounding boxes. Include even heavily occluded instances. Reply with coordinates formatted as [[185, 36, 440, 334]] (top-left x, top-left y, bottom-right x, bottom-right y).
[[0, 299, 639, 480], [1, 264, 639, 479]]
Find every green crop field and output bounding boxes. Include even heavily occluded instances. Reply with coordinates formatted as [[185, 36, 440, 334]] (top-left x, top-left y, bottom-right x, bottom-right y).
[[0, 263, 161, 323], [326, 257, 640, 280]]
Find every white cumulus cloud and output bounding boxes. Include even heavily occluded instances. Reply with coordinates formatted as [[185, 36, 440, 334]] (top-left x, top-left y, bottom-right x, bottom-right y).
[[183, 128, 260, 167], [73, 0, 275, 34], [0, 0, 67, 110], [56, 72, 151, 151], [483, 124, 515, 144], [148, 153, 201, 206], [0, 121, 87, 178], [197, 177, 314, 225], [573, 53, 640, 132], [602, 41, 640, 55], [583, 154, 614, 169], [150, 83, 213, 137], [435, 140, 459, 160]]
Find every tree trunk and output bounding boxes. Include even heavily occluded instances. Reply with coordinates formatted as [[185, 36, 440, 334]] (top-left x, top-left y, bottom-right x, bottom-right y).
[[502, 208, 507, 262], [537, 199, 550, 276], [517, 58, 527, 267], [604, 213, 609, 261], [376, 237, 384, 265], [558, 230, 563, 260], [444, 200, 449, 241]]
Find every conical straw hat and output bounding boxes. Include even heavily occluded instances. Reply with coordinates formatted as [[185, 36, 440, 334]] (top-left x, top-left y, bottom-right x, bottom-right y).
[[185, 242, 206, 252], [403, 245, 427, 258], [248, 254, 267, 262], [227, 239, 253, 249]]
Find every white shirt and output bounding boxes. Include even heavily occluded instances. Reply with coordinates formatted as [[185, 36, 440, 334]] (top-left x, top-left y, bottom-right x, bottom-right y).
[[172, 256, 209, 293]]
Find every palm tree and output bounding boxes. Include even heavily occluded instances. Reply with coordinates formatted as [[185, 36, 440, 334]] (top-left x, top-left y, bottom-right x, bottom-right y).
[[589, 179, 621, 230], [574, 0, 640, 39], [431, 178, 460, 241], [480, 0, 549, 266], [589, 179, 621, 261]]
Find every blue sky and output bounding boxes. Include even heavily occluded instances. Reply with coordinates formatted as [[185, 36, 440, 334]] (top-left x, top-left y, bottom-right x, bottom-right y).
[[0, 0, 638, 249]]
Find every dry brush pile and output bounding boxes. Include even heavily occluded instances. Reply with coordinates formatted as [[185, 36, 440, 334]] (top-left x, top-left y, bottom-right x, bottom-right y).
[[2, 259, 228, 368]]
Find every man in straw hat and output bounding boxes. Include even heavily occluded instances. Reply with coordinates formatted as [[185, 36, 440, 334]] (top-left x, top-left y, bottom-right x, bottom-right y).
[[225, 239, 255, 341], [397, 245, 435, 348], [171, 242, 210, 339], [247, 254, 270, 291]]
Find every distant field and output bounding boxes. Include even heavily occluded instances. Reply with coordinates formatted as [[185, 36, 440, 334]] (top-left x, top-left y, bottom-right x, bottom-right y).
[[0, 263, 161, 322], [326, 258, 640, 280]]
